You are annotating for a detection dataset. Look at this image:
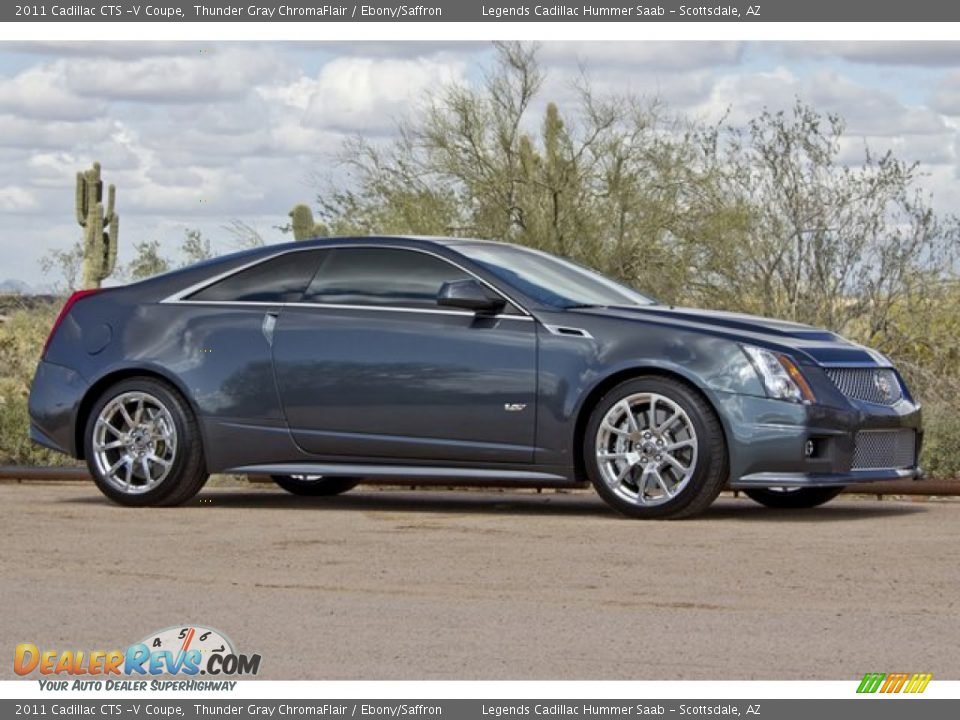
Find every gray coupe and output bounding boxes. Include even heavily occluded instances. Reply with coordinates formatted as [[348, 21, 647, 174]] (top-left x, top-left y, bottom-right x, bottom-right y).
[[28, 236, 923, 518]]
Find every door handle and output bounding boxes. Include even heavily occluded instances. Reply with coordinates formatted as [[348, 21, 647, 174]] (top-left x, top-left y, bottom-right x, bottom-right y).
[[262, 312, 278, 346]]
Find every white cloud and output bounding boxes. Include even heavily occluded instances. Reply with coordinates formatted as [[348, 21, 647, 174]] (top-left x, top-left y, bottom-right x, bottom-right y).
[[62, 47, 290, 104], [306, 41, 486, 59], [539, 42, 743, 71], [257, 76, 318, 113], [298, 56, 468, 134], [1, 42, 205, 59], [693, 68, 799, 125], [931, 73, 960, 116], [117, 149, 319, 217], [837, 134, 956, 167], [0, 115, 119, 150], [264, 122, 346, 159], [0, 64, 103, 121], [805, 71, 946, 137], [144, 166, 206, 187], [777, 42, 960, 67], [27, 152, 81, 187], [0, 185, 38, 211], [538, 68, 715, 114], [695, 69, 946, 139]]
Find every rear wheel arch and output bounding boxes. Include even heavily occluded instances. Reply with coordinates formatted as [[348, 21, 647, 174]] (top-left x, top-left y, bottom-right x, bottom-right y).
[[572, 366, 732, 484], [75, 367, 203, 461]]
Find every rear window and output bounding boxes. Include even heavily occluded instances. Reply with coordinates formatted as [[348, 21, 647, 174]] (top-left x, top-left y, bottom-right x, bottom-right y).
[[188, 250, 326, 303]]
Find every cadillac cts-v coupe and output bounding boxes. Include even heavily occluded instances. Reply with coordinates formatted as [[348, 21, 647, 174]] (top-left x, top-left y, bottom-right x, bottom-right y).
[[28, 236, 923, 518]]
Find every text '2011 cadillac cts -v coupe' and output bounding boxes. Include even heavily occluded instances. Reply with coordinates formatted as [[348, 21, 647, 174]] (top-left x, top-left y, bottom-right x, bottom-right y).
[[28, 236, 923, 518]]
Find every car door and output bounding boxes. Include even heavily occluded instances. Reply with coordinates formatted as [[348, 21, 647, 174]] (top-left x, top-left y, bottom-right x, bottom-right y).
[[270, 246, 538, 464], [168, 249, 327, 468]]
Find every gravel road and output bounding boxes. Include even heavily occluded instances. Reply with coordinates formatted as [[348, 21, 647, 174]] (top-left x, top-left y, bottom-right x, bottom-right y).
[[1, 483, 957, 680]]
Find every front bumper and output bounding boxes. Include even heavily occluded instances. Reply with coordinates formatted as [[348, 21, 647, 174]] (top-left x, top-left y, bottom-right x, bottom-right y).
[[716, 384, 923, 489], [732, 467, 923, 489]]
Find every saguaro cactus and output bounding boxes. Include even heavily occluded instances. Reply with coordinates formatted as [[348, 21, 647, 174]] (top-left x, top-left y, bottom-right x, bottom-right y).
[[75, 162, 119, 289], [289, 203, 325, 241]]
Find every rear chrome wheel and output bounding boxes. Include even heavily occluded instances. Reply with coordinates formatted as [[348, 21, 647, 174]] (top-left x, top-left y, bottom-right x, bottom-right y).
[[92, 391, 177, 496], [84, 378, 208, 506], [585, 377, 728, 519]]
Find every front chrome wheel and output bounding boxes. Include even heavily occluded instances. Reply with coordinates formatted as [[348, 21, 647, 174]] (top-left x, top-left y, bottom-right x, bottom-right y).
[[595, 392, 699, 507], [92, 391, 177, 495]]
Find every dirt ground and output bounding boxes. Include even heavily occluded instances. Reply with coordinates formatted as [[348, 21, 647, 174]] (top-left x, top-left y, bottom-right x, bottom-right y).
[[1, 482, 957, 680]]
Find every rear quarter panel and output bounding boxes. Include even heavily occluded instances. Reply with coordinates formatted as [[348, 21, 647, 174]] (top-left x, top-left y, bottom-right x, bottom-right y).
[[42, 288, 300, 470]]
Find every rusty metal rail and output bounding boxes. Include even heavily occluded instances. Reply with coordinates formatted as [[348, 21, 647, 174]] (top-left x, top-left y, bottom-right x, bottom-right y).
[[842, 479, 960, 496], [0, 465, 957, 495], [0, 466, 91, 481]]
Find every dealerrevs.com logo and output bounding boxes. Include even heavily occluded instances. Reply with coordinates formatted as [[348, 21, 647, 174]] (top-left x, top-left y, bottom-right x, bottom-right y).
[[15, 625, 261, 685]]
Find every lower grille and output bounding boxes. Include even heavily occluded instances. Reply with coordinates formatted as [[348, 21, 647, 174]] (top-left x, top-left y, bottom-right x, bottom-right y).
[[852, 429, 917, 470]]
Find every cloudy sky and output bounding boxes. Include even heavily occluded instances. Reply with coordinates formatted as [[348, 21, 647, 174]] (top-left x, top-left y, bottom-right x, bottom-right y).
[[2, 40, 960, 289]]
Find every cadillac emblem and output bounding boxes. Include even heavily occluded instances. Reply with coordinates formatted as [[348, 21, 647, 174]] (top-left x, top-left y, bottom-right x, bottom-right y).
[[873, 370, 898, 403]]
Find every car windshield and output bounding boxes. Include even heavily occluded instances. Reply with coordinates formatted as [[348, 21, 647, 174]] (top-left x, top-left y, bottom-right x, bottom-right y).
[[456, 243, 655, 309]]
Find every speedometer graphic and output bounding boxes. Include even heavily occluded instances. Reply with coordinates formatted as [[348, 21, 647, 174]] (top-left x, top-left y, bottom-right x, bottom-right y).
[[138, 624, 235, 672]]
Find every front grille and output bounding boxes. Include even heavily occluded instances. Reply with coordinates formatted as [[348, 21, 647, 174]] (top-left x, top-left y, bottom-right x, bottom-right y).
[[825, 367, 903, 406], [852, 430, 917, 470]]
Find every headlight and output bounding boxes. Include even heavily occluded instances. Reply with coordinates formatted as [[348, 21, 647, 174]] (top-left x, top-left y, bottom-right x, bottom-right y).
[[742, 345, 816, 404]]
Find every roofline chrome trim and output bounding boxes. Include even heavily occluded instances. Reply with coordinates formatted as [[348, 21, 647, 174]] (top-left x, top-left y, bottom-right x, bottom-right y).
[[172, 298, 533, 321], [284, 302, 533, 321], [160, 243, 533, 317], [166, 300, 280, 307]]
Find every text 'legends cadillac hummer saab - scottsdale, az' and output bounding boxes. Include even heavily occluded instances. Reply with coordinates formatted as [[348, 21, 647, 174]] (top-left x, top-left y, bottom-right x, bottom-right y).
[[28, 236, 922, 518]]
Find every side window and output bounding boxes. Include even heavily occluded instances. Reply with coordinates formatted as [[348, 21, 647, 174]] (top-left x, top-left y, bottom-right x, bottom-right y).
[[302, 248, 475, 309], [189, 250, 327, 303]]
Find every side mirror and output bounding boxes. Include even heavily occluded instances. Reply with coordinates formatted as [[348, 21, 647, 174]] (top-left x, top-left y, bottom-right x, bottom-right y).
[[437, 279, 506, 314]]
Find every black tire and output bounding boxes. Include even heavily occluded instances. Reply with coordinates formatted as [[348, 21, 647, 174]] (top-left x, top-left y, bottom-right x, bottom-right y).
[[270, 475, 360, 496], [744, 486, 844, 509], [584, 376, 728, 520], [84, 377, 208, 507]]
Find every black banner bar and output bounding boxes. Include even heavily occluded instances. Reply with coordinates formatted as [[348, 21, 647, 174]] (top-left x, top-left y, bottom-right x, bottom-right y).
[[6, 1, 960, 23]]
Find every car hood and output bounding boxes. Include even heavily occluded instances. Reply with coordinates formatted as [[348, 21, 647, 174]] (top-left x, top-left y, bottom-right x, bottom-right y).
[[570, 305, 892, 367]]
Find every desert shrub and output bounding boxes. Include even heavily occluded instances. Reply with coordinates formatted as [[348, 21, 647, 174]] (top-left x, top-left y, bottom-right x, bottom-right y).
[[920, 396, 960, 479], [0, 300, 81, 466], [896, 360, 960, 479]]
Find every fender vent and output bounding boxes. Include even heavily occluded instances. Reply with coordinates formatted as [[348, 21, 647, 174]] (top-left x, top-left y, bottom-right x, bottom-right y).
[[544, 325, 592, 339]]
